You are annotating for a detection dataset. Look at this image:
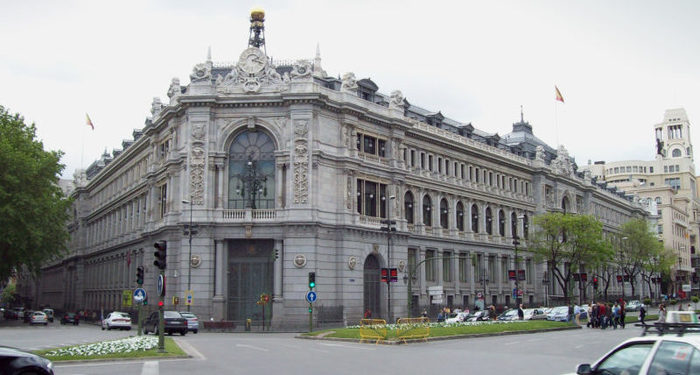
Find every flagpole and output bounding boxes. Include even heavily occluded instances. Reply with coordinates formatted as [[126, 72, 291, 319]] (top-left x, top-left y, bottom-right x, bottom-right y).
[[554, 101, 559, 148], [81, 121, 85, 169]]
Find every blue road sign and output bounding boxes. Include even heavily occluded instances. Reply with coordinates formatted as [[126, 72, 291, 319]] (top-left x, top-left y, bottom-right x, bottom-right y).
[[133, 288, 147, 302], [305, 291, 317, 303]]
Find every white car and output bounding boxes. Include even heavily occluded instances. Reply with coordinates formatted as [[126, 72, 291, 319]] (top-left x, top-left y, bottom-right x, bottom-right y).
[[445, 312, 470, 324], [565, 313, 700, 374], [101, 311, 132, 331], [179, 311, 199, 333], [30, 311, 48, 325]]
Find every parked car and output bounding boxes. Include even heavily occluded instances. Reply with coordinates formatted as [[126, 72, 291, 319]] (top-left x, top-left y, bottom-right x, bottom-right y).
[[22, 310, 34, 323], [547, 306, 570, 322], [60, 312, 79, 325], [564, 315, 700, 375], [0, 345, 54, 374], [30, 311, 48, 326], [467, 310, 490, 322], [144, 311, 187, 336], [101, 311, 132, 331], [523, 308, 547, 320], [445, 312, 471, 324], [3, 308, 20, 320], [497, 309, 519, 321], [626, 300, 643, 312], [178, 311, 199, 334], [42, 309, 54, 323]]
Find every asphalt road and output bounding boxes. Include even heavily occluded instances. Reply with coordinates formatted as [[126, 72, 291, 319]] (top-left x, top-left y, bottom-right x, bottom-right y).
[[0, 318, 644, 375]]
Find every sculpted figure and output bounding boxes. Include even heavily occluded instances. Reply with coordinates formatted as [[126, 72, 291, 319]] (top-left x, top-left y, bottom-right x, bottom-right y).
[[341, 72, 358, 91]]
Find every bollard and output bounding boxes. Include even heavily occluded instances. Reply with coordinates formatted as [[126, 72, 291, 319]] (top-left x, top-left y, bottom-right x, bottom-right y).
[[245, 318, 251, 331]]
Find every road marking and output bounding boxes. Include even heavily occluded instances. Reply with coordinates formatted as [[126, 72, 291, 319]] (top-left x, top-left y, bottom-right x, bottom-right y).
[[175, 338, 206, 360], [319, 342, 375, 350], [235, 343, 269, 352], [575, 344, 584, 349], [504, 341, 520, 346], [526, 338, 543, 342], [141, 361, 158, 375]]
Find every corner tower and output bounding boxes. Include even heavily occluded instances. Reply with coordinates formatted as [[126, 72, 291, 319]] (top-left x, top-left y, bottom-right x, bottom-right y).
[[655, 108, 693, 162]]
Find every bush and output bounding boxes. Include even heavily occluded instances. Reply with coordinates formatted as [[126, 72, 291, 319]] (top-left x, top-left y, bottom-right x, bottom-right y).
[[691, 296, 699, 304], [670, 299, 678, 306], [643, 298, 652, 306]]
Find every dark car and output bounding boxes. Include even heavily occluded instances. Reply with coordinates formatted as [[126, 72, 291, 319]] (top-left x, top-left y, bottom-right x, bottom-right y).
[[0, 346, 54, 374], [144, 311, 187, 336], [60, 312, 79, 325]]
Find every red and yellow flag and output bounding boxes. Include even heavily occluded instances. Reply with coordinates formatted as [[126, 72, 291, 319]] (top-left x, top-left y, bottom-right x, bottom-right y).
[[555, 86, 565, 103], [86, 113, 94, 130]]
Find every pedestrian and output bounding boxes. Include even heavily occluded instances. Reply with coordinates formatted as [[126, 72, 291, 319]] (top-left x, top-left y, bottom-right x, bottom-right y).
[[612, 302, 620, 329], [574, 305, 581, 326], [639, 304, 646, 326], [437, 310, 445, 322], [658, 304, 666, 323], [568, 304, 575, 323], [518, 304, 524, 320], [422, 309, 428, 318], [364, 308, 372, 319], [619, 300, 626, 329]]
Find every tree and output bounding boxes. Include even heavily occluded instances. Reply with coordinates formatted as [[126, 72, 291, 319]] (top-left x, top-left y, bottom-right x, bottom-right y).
[[1, 281, 17, 305], [529, 212, 613, 305], [617, 218, 663, 298], [0, 106, 71, 281]]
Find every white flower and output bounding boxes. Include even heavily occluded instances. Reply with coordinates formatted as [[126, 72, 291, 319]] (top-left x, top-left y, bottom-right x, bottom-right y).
[[45, 336, 159, 357]]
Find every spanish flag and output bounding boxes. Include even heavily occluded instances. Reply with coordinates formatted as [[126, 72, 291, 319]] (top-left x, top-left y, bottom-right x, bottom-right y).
[[86, 113, 94, 130], [555, 86, 565, 103]]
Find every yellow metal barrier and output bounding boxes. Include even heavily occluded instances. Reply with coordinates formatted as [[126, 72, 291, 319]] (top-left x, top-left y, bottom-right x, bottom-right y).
[[396, 317, 430, 343], [359, 319, 387, 344]]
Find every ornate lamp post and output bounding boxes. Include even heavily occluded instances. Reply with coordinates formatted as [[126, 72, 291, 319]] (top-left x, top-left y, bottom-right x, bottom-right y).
[[235, 153, 267, 209], [181, 199, 195, 311]]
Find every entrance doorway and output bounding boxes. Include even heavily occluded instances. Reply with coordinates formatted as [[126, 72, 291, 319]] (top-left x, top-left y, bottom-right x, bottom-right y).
[[363, 254, 381, 319], [227, 239, 274, 324]]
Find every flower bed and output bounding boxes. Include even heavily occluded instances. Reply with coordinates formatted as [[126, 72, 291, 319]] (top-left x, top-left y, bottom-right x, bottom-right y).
[[44, 336, 158, 357]]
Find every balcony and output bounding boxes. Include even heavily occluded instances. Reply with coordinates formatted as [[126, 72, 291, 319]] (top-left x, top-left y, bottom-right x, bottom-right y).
[[222, 208, 278, 222]]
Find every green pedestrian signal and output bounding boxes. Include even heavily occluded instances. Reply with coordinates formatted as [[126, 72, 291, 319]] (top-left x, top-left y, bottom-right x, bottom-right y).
[[308, 272, 316, 289]]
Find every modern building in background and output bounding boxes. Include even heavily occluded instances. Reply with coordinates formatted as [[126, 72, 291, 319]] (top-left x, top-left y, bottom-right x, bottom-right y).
[[582, 108, 699, 297], [28, 11, 646, 329]]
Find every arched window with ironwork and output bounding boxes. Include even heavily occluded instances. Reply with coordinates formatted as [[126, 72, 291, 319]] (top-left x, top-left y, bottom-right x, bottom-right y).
[[511, 212, 518, 238], [498, 209, 505, 236], [423, 195, 432, 227], [456, 201, 464, 231], [471, 204, 479, 233], [228, 130, 276, 209], [404, 191, 414, 224], [485, 207, 493, 235], [562, 196, 569, 213], [523, 214, 529, 240], [439, 198, 448, 229]]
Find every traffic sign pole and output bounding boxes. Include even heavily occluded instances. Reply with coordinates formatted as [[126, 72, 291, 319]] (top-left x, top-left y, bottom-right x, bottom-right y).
[[158, 269, 165, 353]]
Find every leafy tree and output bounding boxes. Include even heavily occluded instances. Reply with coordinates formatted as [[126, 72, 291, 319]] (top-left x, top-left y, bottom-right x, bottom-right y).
[[0, 106, 71, 281], [529, 212, 613, 304], [616, 218, 664, 298], [1, 281, 16, 305], [640, 245, 675, 300]]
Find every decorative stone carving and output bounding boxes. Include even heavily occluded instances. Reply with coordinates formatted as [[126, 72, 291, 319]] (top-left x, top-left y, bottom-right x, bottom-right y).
[[151, 97, 164, 117], [190, 62, 212, 83], [389, 90, 404, 111], [348, 256, 357, 270], [73, 169, 87, 187], [341, 72, 358, 92], [216, 47, 288, 94], [293, 120, 309, 204], [290, 60, 312, 80], [551, 145, 574, 176], [535, 145, 545, 162], [192, 123, 206, 142], [167, 78, 181, 102], [190, 146, 206, 205], [346, 176, 352, 210], [293, 254, 307, 268]]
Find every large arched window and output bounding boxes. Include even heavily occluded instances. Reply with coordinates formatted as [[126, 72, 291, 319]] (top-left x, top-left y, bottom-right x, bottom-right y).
[[456, 202, 464, 231], [498, 209, 505, 236], [440, 198, 449, 229], [471, 204, 479, 232], [485, 207, 493, 235], [228, 130, 276, 209], [423, 195, 432, 227], [511, 212, 518, 238], [523, 215, 529, 239], [672, 148, 682, 157], [562, 196, 570, 213], [404, 191, 414, 224]]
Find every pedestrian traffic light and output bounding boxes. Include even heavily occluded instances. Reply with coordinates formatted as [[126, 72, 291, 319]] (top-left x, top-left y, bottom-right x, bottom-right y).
[[593, 277, 599, 289], [390, 268, 398, 283], [616, 275, 623, 283], [153, 241, 167, 270], [308, 272, 316, 289], [381, 268, 388, 283], [136, 266, 144, 285], [158, 300, 164, 307]]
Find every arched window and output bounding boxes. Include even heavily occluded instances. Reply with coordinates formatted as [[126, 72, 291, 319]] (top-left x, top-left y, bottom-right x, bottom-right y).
[[423, 195, 432, 227], [498, 209, 505, 236], [523, 215, 529, 239], [456, 202, 465, 231], [562, 196, 569, 213], [511, 212, 518, 238], [404, 191, 414, 224], [228, 130, 276, 209], [485, 207, 493, 235], [440, 199, 449, 229], [655, 197, 662, 204], [471, 204, 479, 233], [672, 148, 682, 157]]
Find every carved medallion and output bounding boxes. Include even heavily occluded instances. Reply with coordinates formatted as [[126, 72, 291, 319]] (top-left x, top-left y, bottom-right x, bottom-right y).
[[190, 255, 202, 268], [294, 254, 307, 268], [348, 256, 357, 270], [238, 48, 267, 75]]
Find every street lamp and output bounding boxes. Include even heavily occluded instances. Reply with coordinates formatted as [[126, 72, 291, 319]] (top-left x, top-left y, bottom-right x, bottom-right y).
[[182, 199, 194, 311], [513, 215, 525, 306], [381, 195, 396, 323]]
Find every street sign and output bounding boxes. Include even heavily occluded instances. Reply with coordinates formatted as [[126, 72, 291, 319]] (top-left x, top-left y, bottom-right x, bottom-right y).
[[306, 291, 317, 303], [428, 286, 444, 295], [185, 290, 193, 306], [133, 288, 147, 303], [431, 298, 443, 304], [682, 284, 692, 292], [157, 274, 165, 297], [122, 290, 132, 307]]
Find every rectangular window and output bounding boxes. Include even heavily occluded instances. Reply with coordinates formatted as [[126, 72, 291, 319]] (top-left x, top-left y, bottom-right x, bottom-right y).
[[676, 165, 680, 172], [410, 150, 416, 166], [363, 135, 376, 155], [426, 250, 436, 281], [420, 153, 425, 169], [458, 253, 468, 282], [501, 257, 508, 282], [614, 167, 619, 173], [489, 172, 493, 186], [443, 251, 452, 282], [428, 155, 433, 171], [488, 256, 496, 283], [475, 168, 480, 183], [357, 179, 388, 217], [158, 183, 168, 219], [438, 157, 443, 173], [650, 167, 654, 173], [664, 165, 668, 173], [665, 177, 681, 190], [460, 164, 465, 179], [474, 254, 481, 281], [378, 139, 386, 157]]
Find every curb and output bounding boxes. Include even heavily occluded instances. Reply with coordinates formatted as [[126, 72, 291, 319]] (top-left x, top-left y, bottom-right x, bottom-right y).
[[297, 325, 582, 345]]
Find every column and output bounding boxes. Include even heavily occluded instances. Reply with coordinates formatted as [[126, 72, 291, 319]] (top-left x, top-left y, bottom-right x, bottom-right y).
[[273, 240, 283, 300], [212, 239, 225, 320], [216, 162, 225, 209]]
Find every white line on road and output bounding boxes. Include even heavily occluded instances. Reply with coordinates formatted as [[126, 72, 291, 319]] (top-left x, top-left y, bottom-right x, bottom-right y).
[[235, 343, 269, 352], [575, 344, 584, 349], [319, 342, 375, 350], [504, 341, 520, 346], [175, 338, 207, 360], [141, 361, 158, 375]]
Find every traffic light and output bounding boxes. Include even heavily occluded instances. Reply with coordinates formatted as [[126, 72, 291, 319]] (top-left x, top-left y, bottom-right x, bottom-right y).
[[136, 266, 144, 285], [593, 277, 599, 289], [308, 272, 316, 289], [616, 275, 623, 283], [390, 268, 398, 283], [158, 300, 164, 307], [274, 249, 279, 260], [381, 268, 388, 283], [380, 219, 397, 232], [153, 241, 167, 270]]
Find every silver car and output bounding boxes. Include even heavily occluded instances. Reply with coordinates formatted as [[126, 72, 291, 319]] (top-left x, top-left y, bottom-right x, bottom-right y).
[[179, 312, 199, 333]]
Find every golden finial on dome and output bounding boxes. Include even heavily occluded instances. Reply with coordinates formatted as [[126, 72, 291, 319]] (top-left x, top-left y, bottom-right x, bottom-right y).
[[248, 7, 266, 52], [250, 8, 265, 22]]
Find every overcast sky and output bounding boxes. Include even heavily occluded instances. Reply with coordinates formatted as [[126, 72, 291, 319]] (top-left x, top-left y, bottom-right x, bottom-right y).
[[2, 0, 699, 179]]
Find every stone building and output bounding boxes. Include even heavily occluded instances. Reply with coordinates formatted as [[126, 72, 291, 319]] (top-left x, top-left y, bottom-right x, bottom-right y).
[[33, 11, 646, 329]]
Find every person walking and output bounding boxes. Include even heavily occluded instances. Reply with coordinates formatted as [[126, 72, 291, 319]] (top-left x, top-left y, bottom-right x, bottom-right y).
[[639, 304, 647, 326], [612, 302, 620, 329], [658, 304, 666, 323], [517, 304, 524, 320], [619, 300, 626, 329]]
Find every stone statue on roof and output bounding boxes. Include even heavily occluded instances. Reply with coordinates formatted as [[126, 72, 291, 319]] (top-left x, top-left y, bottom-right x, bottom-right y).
[[389, 90, 404, 111], [341, 72, 358, 92]]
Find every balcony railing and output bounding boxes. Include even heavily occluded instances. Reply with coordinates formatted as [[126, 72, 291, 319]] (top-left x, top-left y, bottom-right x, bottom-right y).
[[222, 209, 277, 221]]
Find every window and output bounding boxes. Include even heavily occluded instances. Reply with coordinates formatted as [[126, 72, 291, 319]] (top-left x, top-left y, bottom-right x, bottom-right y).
[[614, 167, 619, 173], [458, 253, 468, 282], [664, 166, 669, 173], [456, 202, 465, 231], [410, 150, 416, 166], [228, 130, 276, 209], [650, 167, 654, 173], [420, 153, 426, 169], [404, 191, 414, 224], [440, 199, 448, 229], [485, 207, 493, 235], [423, 195, 432, 226], [475, 168, 480, 183], [378, 139, 386, 157], [158, 139, 170, 160], [511, 212, 518, 238], [498, 209, 505, 236], [523, 215, 529, 239], [471, 204, 479, 232], [443, 251, 452, 282], [356, 179, 388, 217], [594, 342, 652, 375], [428, 155, 433, 171], [426, 250, 436, 281], [665, 177, 681, 191], [158, 183, 168, 219], [488, 256, 496, 282], [437, 157, 443, 173]]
